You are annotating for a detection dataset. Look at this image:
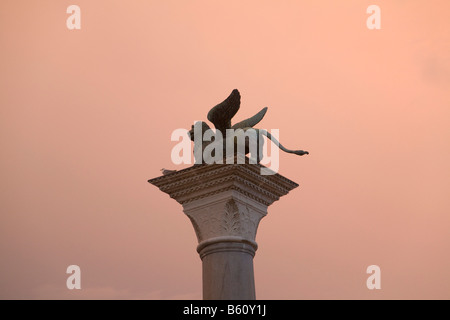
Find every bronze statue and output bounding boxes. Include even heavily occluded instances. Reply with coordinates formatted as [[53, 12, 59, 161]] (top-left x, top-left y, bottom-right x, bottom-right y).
[[188, 89, 308, 163]]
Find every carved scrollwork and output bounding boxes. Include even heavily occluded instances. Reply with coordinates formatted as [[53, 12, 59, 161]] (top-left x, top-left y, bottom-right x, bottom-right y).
[[222, 200, 240, 235], [185, 198, 264, 244]]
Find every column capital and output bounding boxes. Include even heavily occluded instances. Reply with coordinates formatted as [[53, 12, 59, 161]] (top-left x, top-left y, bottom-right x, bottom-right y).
[[149, 162, 298, 247], [148, 161, 299, 207]]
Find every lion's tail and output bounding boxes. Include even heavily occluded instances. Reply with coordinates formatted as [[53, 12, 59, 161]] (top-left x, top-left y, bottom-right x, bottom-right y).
[[260, 129, 309, 156]]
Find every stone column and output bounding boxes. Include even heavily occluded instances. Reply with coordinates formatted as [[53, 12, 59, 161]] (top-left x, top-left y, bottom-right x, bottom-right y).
[[148, 161, 298, 300]]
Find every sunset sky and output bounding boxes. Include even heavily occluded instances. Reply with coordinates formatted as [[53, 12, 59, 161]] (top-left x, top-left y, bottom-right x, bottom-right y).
[[1, 0, 449, 299]]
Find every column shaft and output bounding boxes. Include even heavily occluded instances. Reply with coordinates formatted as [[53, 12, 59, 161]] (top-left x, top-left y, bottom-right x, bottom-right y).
[[199, 240, 256, 300]]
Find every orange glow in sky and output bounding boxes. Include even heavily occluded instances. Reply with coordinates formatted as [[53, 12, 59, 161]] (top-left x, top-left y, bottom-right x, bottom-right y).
[[1, 0, 449, 299]]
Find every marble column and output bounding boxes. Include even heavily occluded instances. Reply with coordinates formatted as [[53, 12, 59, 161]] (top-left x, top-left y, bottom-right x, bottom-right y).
[[148, 161, 298, 300]]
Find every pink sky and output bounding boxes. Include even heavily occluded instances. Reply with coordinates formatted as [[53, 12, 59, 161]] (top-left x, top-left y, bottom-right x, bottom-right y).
[[1, 0, 449, 299]]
